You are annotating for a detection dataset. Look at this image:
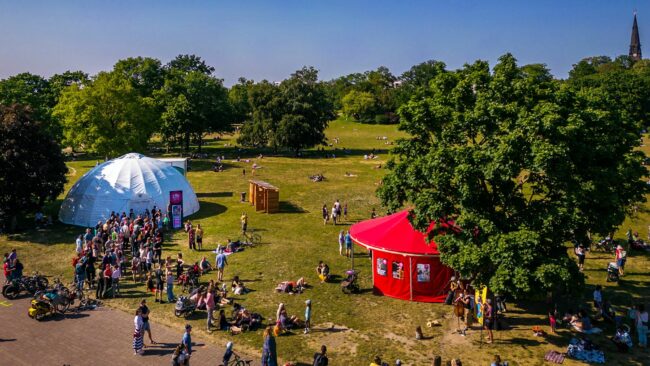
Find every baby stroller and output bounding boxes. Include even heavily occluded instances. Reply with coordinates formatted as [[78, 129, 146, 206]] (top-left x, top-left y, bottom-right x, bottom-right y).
[[341, 270, 359, 294], [606, 262, 619, 282], [174, 296, 196, 318], [177, 267, 200, 292]]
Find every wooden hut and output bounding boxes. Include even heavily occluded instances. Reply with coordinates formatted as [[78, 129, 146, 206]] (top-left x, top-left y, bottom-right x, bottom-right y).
[[248, 180, 279, 213]]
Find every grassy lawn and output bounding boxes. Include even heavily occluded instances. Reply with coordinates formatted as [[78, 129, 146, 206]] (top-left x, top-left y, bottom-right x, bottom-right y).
[[2, 119, 649, 365]]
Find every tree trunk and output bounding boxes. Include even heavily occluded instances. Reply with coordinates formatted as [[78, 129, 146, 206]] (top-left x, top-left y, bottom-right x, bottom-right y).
[[197, 134, 203, 153], [184, 133, 190, 153]]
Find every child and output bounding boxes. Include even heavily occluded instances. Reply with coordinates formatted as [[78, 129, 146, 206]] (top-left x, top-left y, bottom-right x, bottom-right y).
[[146, 273, 155, 293], [304, 299, 312, 334], [549, 311, 557, 334]]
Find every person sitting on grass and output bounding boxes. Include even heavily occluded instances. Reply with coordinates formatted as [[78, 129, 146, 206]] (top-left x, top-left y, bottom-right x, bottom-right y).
[[231, 275, 247, 295], [611, 325, 633, 352], [316, 261, 330, 283], [218, 309, 231, 331]]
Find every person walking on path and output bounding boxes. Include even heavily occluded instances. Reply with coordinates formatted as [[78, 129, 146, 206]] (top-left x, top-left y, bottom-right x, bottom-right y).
[[636, 304, 648, 348], [345, 231, 352, 258], [261, 326, 278, 366], [206, 282, 216, 332], [313, 345, 329, 366], [138, 299, 157, 346], [133, 308, 144, 355], [182, 324, 193, 357], [216, 251, 228, 282], [188, 225, 196, 251], [196, 224, 203, 251], [304, 300, 312, 334], [322, 204, 329, 225], [338, 231, 344, 256], [166, 269, 176, 303]]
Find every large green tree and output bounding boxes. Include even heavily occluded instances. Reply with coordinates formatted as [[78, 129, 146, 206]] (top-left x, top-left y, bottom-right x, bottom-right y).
[[238, 67, 334, 154], [53, 71, 157, 157], [157, 56, 233, 152], [0, 73, 59, 139], [378, 54, 647, 298], [0, 104, 67, 232], [341, 89, 378, 123]]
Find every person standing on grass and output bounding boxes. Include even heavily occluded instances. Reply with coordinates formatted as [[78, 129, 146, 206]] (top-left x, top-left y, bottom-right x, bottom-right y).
[[593, 285, 603, 311], [241, 212, 248, 234], [188, 225, 196, 251], [111, 264, 121, 297], [196, 224, 203, 251], [261, 326, 278, 366], [574, 245, 586, 272], [343, 203, 348, 221], [331, 206, 338, 225], [637, 304, 648, 348], [166, 269, 176, 302], [95, 264, 104, 299], [216, 250, 227, 282], [338, 231, 345, 256], [322, 204, 329, 225], [102, 264, 112, 298], [615, 244, 627, 276], [154, 263, 164, 303], [75, 235, 83, 254], [345, 231, 352, 258], [139, 299, 157, 346], [483, 299, 494, 343], [206, 282, 216, 332], [304, 299, 312, 334]]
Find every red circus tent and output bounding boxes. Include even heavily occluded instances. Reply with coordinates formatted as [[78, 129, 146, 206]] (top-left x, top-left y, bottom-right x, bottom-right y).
[[349, 210, 455, 302]]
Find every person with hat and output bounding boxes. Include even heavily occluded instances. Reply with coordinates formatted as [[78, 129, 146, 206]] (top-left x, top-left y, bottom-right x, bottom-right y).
[[304, 299, 312, 334], [181, 324, 192, 357]]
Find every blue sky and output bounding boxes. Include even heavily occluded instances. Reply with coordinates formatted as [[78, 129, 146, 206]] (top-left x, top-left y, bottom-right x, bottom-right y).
[[0, 1, 646, 84]]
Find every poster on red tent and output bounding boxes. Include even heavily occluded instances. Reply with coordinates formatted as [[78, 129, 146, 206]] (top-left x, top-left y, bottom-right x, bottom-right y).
[[170, 190, 183, 229]]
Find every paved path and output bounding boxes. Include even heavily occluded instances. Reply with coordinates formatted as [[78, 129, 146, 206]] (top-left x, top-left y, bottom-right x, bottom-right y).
[[0, 282, 259, 365]]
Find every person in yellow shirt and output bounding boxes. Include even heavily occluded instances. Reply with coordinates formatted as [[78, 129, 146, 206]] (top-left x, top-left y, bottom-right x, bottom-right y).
[[370, 355, 383, 366], [240, 212, 248, 234]]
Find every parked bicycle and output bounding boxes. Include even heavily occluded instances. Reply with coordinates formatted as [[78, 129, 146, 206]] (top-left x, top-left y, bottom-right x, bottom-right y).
[[237, 228, 261, 247]]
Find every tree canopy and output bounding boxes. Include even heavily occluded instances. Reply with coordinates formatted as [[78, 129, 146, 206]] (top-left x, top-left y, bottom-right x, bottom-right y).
[[238, 67, 334, 153], [378, 54, 648, 298], [53, 71, 158, 157], [0, 104, 67, 232]]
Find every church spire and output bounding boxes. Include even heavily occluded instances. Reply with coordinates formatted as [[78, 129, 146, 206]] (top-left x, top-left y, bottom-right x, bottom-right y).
[[630, 12, 642, 61]]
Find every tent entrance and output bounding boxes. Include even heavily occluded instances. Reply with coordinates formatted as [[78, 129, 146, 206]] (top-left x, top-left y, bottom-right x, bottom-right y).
[[129, 194, 155, 217]]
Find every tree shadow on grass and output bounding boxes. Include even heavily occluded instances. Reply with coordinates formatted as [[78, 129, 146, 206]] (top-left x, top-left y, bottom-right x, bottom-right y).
[[187, 201, 227, 221]]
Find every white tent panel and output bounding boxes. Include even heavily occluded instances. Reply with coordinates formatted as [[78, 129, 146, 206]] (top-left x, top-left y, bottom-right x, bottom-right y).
[[59, 153, 200, 227]]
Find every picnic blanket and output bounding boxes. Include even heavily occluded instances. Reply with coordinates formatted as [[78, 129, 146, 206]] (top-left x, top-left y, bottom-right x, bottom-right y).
[[544, 351, 565, 364], [567, 338, 605, 364]]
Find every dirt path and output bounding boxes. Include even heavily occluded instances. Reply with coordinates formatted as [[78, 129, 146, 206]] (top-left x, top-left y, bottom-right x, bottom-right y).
[[0, 280, 259, 365]]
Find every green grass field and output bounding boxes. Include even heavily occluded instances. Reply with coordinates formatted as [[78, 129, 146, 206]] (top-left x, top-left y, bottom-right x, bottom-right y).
[[1, 119, 649, 365]]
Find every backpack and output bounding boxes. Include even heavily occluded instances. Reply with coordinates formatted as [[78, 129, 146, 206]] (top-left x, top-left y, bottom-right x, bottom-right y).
[[313, 354, 327, 366]]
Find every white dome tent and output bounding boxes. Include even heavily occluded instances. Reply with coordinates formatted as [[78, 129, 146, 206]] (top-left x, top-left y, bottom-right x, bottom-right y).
[[59, 153, 200, 227]]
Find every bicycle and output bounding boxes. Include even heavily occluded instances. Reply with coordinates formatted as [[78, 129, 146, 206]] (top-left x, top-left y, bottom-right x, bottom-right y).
[[221, 354, 253, 366], [237, 228, 261, 246]]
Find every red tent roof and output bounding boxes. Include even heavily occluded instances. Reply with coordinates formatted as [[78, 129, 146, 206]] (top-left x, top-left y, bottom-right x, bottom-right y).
[[350, 210, 446, 256]]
